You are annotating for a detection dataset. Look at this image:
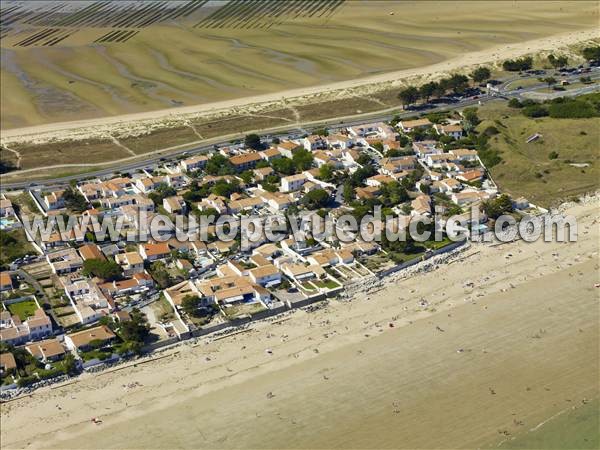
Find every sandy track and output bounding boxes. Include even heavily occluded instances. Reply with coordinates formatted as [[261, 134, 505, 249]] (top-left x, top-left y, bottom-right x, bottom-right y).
[[1, 28, 597, 145], [1, 198, 598, 449]]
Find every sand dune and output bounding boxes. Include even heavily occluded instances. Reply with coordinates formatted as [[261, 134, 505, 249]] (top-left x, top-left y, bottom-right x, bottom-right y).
[[1, 198, 598, 449]]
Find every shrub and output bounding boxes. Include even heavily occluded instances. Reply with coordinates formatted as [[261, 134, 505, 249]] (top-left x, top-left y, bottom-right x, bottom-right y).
[[547, 100, 597, 118], [502, 57, 533, 71], [522, 104, 548, 118], [548, 151, 559, 160]]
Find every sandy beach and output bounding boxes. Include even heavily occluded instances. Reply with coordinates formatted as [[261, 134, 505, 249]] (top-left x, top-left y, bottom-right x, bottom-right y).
[[1, 198, 598, 449], [2, 27, 598, 145]]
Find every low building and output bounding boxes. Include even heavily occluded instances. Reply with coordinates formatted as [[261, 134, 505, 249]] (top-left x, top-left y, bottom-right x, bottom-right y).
[[163, 195, 186, 214], [0, 197, 16, 217], [434, 124, 463, 139], [411, 195, 432, 216], [280, 174, 307, 192], [44, 190, 66, 210], [0, 272, 14, 292], [456, 169, 484, 183], [64, 325, 116, 352], [0, 306, 52, 346], [139, 242, 171, 261], [180, 155, 208, 172], [398, 118, 432, 133], [229, 152, 262, 172], [78, 243, 106, 261], [277, 141, 301, 158], [449, 148, 478, 162], [46, 248, 84, 275], [0, 352, 16, 375], [258, 148, 282, 162], [115, 251, 145, 276], [26, 338, 66, 362], [248, 264, 281, 287]]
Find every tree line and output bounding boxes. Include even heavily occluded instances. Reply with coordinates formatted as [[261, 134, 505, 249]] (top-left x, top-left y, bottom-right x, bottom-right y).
[[397, 67, 491, 108]]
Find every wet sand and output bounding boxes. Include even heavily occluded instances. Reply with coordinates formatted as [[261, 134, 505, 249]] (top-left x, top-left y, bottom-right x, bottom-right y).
[[1, 200, 598, 449], [2, 27, 597, 143]]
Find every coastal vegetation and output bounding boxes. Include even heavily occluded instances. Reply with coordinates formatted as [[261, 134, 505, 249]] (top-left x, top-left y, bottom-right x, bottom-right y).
[[477, 98, 600, 206]]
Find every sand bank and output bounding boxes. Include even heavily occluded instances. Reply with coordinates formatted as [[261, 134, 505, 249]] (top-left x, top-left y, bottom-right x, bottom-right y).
[[2, 28, 597, 145]]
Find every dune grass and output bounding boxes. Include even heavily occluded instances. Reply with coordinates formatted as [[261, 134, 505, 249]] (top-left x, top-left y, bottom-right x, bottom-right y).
[[476, 100, 600, 207]]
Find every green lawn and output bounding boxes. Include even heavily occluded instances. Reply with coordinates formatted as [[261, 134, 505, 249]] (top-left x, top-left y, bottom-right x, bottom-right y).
[[300, 281, 317, 292], [6, 299, 38, 321], [501, 399, 599, 449], [425, 237, 455, 250], [312, 279, 341, 289], [80, 349, 113, 362], [477, 99, 600, 207]]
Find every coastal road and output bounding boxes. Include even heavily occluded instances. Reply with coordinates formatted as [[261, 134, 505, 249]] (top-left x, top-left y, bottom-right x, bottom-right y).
[[1, 68, 599, 191]]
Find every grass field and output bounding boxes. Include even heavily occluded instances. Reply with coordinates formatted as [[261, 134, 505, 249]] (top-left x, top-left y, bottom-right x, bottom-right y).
[[476, 100, 600, 207], [6, 299, 38, 321], [501, 399, 599, 449], [1, 1, 598, 129]]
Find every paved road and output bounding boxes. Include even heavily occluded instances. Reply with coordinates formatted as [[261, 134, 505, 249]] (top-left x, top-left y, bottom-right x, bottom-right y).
[[2, 68, 598, 192]]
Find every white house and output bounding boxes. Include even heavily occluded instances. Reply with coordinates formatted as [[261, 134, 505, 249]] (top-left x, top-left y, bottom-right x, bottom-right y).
[[281, 174, 307, 192]]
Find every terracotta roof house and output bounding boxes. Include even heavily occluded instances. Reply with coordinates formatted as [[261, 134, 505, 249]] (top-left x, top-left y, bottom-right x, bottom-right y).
[[0, 352, 17, 374], [0, 271, 13, 292], [64, 325, 116, 352], [78, 243, 106, 261], [26, 338, 66, 362], [139, 242, 171, 261]]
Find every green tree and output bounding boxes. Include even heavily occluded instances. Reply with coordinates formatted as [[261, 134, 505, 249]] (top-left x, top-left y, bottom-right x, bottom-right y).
[[119, 308, 150, 346], [547, 54, 568, 68], [302, 189, 330, 210], [239, 170, 254, 184], [357, 153, 373, 166], [318, 164, 334, 182], [82, 258, 123, 281], [470, 67, 491, 83], [211, 178, 240, 197], [462, 107, 480, 133], [343, 182, 354, 203], [148, 183, 177, 206], [542, 76, 557, 87], [148, 261, 174, 289], [272, 157, 296, 175], [371, 141, 384, 153], [380, 181, 409, 207], [181, 295, 202, 317], [206, 154, 234, 175], [582, 46, 600, 61], [244, 134, 262, 150], [63, 187, 88, 212], [482, 194, 513, 219], [419, 81, 438, 101], [447, 74, 470, 94], [502, 57, 533, 72], [292, 148, 314, 172], [61, 353, 80, 376], [398, 86, 420, 108]]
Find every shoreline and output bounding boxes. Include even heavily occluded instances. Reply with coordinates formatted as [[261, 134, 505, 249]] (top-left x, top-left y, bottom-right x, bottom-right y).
[[1, 195, 598, 449], [1, 27, 597, 145]]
